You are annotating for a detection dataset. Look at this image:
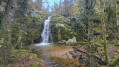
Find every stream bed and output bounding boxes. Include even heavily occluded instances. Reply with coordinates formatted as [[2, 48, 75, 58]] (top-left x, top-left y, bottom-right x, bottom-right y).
[[31, 44, 83, 67]]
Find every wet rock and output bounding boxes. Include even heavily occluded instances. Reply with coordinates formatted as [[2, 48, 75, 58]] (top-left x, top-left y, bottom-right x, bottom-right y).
[[66, 37, 77, 45], [61, 40, 66, 43]]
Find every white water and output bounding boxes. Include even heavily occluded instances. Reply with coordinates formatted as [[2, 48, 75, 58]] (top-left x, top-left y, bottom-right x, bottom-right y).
[[35, 16, 53, 46]]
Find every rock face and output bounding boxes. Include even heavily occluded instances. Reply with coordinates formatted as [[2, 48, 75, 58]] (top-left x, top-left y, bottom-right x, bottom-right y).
[[66, 37, 77, 45]]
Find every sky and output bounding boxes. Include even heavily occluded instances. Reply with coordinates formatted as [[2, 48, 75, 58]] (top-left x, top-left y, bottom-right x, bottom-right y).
[[43, 0, 61, 12], [33, 0, 63, 12]]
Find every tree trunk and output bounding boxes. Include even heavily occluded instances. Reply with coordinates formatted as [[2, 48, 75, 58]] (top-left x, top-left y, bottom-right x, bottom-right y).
[[103, 1, 110, 65], [3, 0, 17, 65]]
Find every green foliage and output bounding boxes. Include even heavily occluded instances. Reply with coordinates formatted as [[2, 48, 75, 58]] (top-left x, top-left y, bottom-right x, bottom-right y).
[[11, 12, 47, 47], [117, 9, 119, 14], [10, 49, 29, 62], [16, 0, 28, 18], [51, 15, 77, 41], [0, 11, 4, 24], [52, 15, 69, 23], [0, 0, 118, 66], [10, 49, 39, 63]]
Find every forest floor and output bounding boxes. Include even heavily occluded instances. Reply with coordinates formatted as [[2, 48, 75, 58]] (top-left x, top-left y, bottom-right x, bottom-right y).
[[107, 45, 119, 60], [8, 49, 49, 67], [7, 44, 119, 67]]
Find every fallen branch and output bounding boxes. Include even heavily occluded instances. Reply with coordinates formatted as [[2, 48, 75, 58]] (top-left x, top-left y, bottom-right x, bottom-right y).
[[71, 47, 106, 65], [109, 55, 119, 67]]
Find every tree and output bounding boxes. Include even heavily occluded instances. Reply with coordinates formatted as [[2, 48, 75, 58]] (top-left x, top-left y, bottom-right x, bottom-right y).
[[36, 0, 42, 11], [29, 0, 42, 11], [71, 0, 81, 17], [14, 0, 28, 48], [0, 0, 17, 66]]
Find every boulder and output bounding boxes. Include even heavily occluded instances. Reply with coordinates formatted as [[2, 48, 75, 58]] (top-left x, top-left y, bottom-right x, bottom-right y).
[[58, 40, 66, 44], [66, 37, 77, 45], [61, 40, 66, 43]]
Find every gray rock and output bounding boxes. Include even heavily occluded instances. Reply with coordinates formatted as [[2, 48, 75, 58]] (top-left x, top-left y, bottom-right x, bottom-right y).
[[66, 37, 77, 45]]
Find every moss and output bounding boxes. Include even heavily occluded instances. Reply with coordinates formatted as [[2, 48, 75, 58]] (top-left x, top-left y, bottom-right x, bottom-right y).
[[10, 49, 30, 62], [32, 63, 39, 67], [31, 53, 38, 58], [8, 49, 49, 67], [117, 49, 119, 53]]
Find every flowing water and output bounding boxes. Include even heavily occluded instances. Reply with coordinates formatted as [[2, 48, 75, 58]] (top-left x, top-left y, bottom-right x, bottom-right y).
[[35, 16, 53, 46]]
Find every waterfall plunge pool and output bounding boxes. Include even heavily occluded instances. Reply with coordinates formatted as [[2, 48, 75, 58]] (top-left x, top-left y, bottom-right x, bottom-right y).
[[35, 43, 53, 46]]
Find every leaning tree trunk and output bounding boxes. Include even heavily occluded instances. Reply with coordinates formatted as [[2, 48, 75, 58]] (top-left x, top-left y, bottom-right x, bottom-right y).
[[102, 0, 110, 65], [2, 0, 17, 65]]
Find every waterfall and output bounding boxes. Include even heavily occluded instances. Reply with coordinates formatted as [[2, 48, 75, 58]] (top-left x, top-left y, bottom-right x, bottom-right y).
[[41, 16, 53, 43], [35, 16, 53, 46]]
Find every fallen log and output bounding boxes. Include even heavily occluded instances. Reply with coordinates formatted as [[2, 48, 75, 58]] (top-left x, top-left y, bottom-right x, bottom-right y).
[[77, 42, 88, 45], [70, 47, 106, 65]]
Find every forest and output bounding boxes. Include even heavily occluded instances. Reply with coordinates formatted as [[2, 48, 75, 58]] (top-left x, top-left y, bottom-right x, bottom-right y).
[[0, 0, 119, 67]]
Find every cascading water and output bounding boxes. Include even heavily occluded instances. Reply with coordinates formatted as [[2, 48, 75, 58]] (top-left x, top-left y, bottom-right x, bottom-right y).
[[35, 16, 53, 46]]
